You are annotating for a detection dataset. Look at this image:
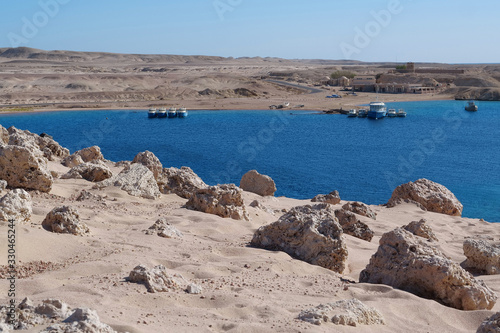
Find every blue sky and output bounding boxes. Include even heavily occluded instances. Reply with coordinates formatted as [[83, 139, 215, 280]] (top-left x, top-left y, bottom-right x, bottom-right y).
[[1, 0, 498, 63]]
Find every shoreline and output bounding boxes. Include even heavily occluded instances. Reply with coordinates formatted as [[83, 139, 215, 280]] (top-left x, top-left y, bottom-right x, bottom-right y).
[[0, 92, 455, 114]]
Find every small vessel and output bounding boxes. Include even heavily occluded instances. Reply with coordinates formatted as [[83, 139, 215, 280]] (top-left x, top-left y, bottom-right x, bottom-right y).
[[397, 109, 407, 117], [357, 109, 367, 118], [367, 101, 387, 119], [347, 109, 358, 117], [177, 107, 188, 118], [148, 108, 157, 118], [387, 108, 397, 117], [465, 100, 478, 111], [157, 107, 167, 118], [168, 107, 177, 118]]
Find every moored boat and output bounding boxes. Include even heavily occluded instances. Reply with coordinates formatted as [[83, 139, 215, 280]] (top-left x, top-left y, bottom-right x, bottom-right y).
[[465, 100, 478, 111], [347, 109, 358, 117], [387, 108, 397, 117], [357, 109, 367, 118], [157, 107, 167, 118], [397, 109, 407, 117], [367, 101, 387, 119], [177, 107, 188, 118], [148, 108, 157, 118], [168, 107, 177, 118]]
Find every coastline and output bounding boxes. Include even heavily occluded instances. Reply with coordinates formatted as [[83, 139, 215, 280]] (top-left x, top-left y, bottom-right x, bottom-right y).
[[0, 92, 455, 114]]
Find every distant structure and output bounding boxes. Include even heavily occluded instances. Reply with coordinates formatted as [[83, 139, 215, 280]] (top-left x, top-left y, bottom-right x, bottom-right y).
[[352, 75, 377, 92], [395, 62, 464, 74]]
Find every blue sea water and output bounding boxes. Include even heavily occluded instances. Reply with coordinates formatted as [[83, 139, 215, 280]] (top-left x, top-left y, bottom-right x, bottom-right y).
[[0, 100, 499, 222]]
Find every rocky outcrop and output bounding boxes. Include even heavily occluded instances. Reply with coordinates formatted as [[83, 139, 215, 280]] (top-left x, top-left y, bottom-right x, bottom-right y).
[[72, 145, 105, 162], [7, 126, 69, 161], [75, 190, 103, 202], [144, 218, 183, 238], [158, 166, 207, 199], [41, 308, 117, 333], [186, 184, 249, 220], [342, 202, 376, 220], [403, 219, 438, 242], [42, 206, 90, 235], [0, 145, 53, 192], [0, 189, 32, 223], [61, 161, 113, 182], [239, 170, 276, 196], [463, 239, 500, 275], [477, 312, 500, 333], [61, 154, 84, 168], [0, 298, 115, 333], [132, 150, 162, 180], [334, 209, 373, 242], [311, 190, 341, 205], [360, 228, 497, 310], [128, 264, 188, 293], [0, 125, 9, 145], [298, 299, 385, 326], [387, 179, 463, 216], [94, 163, 160, 199], [251, 203, 347, 273]]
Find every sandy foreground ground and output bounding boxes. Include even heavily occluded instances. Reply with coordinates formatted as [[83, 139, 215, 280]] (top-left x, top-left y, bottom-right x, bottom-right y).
[[1, 158, 499, 333]]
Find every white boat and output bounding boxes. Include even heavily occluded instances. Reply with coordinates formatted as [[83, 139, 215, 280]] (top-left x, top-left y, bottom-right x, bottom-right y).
[[397, 109, 407, 117], [177, 107, 188, 118], [157, 107, 167, 118], [347, 109, 358, 117], [387, 108, 397, 117], [148, 108, 157, 118], [357, 109, 367, 118], [465, 100, 478, 111], [168, 107, 177, 118], [367, 101, 387, 119]]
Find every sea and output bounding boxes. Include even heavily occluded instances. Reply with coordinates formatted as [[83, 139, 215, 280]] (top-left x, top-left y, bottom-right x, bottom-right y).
[[0, 100, 499, 222]]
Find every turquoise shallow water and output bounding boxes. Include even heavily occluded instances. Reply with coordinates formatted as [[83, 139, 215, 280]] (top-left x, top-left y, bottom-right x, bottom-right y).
[[0, 100, 499, 222]]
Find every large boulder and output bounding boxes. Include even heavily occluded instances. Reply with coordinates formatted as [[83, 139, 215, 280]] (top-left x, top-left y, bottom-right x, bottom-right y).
[[61, 146, 105, 168], [94, 163, 160, 199], [477, 312, 500, 333], [41, 308, 117, 333], [342, 202, 376, 220], [387, 179, 463, 216], [298, 299, 385, 326], [334, 209, 373, 242], [42, 206, 90, 235], [403, 219, 438, 242], [0, 189, 32, 223], [132, 150, 162, 180], [360, 228, 497, 310], [61, 162, 113, 182], [0, 145, 53, 192], [128, 264, 188, 293], [311, 190, 341, 205], [186, 184, 249, 220], [463, 239, 500, 275], [158, 166, 207, 199], [239, 170, 276, 196], [251, 203, 348, 273]]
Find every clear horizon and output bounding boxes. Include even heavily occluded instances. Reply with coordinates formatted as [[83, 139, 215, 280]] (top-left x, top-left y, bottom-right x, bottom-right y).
[[1, 0, 499, 64]]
